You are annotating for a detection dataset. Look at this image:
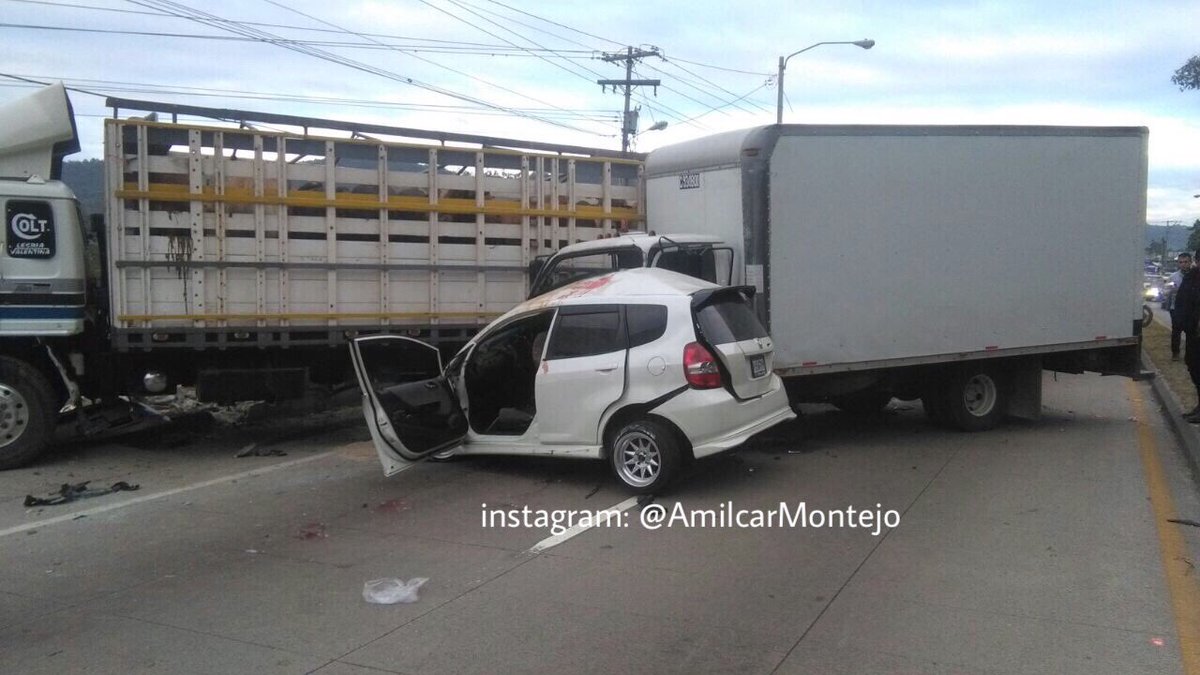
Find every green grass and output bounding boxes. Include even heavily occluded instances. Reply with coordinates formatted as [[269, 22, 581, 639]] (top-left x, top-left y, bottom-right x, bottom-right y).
[[1143, 318, 1195, 409]]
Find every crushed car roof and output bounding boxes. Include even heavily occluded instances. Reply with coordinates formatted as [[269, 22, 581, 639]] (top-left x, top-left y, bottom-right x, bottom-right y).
[[554, 232, 725, 256], [515, 267, 718, 314]]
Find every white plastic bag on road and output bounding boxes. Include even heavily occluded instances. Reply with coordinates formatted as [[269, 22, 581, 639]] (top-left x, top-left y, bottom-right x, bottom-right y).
[[362, 577, 428, 604]]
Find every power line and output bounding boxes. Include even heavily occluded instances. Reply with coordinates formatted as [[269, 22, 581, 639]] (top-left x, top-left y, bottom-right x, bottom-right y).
[[657, 52, 771, 114], [0, 21, 605, 54], [675, 82, 772, 126], [433, 1, 706, 139], [0, 21, 604, 53], [258, 0, 602, 129], [419, 0, 601, 88], [124, 0, 602, 136], [446, 0, 608, 80], [0, 73, 618, 120], [469, 3, 725, 128], [484, 0, 624, 48], [7, 0, 775, 135], [1, 0, 594, 51], [633, 61, 743, 117], [661, 54, 772, 77], [0, 71, 108, 99], [431, 1, 706, 141]]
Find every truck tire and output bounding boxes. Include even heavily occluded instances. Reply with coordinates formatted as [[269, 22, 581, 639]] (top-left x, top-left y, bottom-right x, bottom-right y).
[[938, 366, 1007, 432], [0, 357, 57, 470], [831, 390, 893, 415]]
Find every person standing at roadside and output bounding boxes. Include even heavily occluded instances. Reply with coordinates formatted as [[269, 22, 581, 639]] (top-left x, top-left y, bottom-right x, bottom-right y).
[[1169, 252, 1193, 361], [1174, 250, 1200, 421]]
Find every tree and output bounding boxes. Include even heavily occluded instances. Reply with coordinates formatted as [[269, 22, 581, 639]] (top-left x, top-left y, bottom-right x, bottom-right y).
[[1187, 219, 1200, 255], [1173, 55, 1200, 91]]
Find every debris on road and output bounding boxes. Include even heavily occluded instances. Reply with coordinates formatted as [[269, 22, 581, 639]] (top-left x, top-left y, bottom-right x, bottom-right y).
[[297, 522, 328, 540], [363, 577, 428, 604], [372, 499, 408, 514], [1167, 518, 1200, 528], [235, 443, 287, 458], [143, 387, 263, 426], [24, 481, 140, 507]]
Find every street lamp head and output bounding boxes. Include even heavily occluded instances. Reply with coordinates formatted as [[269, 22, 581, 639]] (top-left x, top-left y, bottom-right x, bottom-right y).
[[776, 38, 876, 124], [646, 121, 668, 132]]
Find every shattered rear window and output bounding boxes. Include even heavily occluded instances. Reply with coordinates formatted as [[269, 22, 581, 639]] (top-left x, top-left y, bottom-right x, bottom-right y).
[[695, 293, 767, 344]]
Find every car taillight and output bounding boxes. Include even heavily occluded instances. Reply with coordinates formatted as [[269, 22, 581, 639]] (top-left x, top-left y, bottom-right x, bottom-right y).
[[683, 342, 723, 389]]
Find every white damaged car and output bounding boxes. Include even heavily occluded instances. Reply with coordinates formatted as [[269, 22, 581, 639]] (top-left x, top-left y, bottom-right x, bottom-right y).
[[349, 268, 795, 493]]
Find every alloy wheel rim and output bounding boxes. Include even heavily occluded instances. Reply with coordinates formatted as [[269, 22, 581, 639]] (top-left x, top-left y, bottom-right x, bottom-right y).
[[615, 431, 661, 488]]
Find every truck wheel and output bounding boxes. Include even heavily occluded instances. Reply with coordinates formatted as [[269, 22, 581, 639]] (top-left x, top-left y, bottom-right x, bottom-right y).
[[0, 357, 57, 470], [831, 390, 893, 415], [940, 367, 1006, 432], [609, 419, 682, 494]]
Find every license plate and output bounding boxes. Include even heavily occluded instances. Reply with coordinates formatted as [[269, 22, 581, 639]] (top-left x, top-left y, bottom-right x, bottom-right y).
[[750, 354, 767, 378]]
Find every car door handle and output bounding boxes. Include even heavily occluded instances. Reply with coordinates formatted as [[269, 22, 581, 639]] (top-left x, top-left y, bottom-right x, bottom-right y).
[[594, 367, 618, 373]]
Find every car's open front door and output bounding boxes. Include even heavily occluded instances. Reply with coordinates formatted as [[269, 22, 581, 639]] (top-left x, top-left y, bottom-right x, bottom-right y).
[[349, 336, 468, 476]]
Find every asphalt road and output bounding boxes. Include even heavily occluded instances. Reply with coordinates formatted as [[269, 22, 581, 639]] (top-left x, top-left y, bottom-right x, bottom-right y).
[[1, 372, 1198, 674]]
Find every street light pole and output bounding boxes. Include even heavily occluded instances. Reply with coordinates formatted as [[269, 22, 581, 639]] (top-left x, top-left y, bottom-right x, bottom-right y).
[[776, 39, 875, 125]]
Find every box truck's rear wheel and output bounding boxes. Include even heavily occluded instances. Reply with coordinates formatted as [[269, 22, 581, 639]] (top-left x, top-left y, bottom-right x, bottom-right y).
[[0, 357, 57, 470], [937, 366, 1006, 432]]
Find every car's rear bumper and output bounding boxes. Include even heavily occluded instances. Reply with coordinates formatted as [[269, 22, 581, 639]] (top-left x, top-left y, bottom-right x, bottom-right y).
[[652, 376, 796, 459]]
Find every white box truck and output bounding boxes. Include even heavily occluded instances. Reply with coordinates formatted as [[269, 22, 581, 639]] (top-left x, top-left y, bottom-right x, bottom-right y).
[[533, 124, 1148, 430]]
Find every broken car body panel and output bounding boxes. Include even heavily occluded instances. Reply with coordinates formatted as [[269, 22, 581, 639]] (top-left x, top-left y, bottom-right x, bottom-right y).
[[349, 335, 465, 475]]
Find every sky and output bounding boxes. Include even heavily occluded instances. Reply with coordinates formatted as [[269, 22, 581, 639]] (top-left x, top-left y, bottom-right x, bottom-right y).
[[1, 0, 1198, 223]]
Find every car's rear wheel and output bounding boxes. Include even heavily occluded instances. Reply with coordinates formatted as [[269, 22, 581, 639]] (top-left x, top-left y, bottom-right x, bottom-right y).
[[609, 419, 681, 494]]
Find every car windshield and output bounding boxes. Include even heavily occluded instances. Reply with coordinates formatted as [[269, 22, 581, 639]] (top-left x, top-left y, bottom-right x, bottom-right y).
[[653, 245, 733, 286], [533, 247, 644, 296]]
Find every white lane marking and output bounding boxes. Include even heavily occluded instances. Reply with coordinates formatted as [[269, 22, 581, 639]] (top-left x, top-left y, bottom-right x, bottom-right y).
[[0, 451, 336, 539], [527, 496, 640, 554]]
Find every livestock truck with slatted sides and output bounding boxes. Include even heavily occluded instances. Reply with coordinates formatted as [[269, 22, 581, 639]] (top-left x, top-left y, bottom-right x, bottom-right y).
[[532, 124, 1150, 430], [0, 83, 644, 469]]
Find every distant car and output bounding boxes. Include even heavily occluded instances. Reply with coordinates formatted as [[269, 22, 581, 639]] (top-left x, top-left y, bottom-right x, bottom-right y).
[[1160, 277, 1177, 309], [349, 268, 796, 493], [1144, 274, 1166, 304]]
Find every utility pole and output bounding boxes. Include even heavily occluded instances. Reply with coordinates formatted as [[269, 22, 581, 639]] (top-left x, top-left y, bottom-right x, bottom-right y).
[[598, 47, 661, 153]]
